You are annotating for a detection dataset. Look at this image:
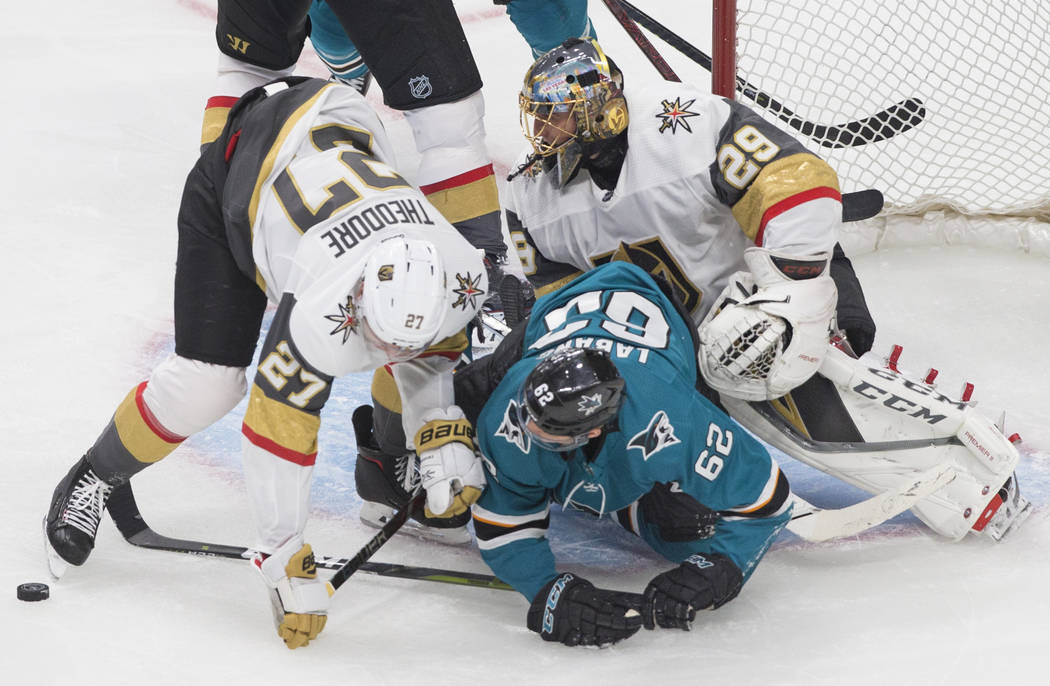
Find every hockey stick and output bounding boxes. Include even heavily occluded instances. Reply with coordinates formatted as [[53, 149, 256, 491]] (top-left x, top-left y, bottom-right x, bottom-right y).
[[106, 481, 514, 591], [616, 0, 927, 149], [600, 0, 679, 81], [785, 463, 957, 542]]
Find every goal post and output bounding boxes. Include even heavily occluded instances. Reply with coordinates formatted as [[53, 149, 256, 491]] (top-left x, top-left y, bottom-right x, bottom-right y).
[[711, 0, 1050, 255]]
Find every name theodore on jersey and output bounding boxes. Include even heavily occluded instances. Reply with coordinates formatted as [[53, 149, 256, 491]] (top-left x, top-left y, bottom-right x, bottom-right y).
[[319, 197, 436, 258]]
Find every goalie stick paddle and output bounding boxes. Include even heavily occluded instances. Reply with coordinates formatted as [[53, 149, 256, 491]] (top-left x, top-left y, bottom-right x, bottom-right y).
[[615, 0, 927, 149], [106, 482, 514, 591], [786, 463, 957, 542]]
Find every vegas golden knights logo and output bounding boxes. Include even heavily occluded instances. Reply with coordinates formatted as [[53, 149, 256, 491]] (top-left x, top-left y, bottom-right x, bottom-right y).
[[377, 265, 394, 281], [226, 34, 251, 54]]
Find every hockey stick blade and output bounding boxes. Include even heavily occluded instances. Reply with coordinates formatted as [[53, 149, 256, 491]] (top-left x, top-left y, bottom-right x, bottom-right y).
[[617, 0, 926, 149], [787, 464, 957, 542], [106, 482, 513, 591], [842, 189, 883, 223]]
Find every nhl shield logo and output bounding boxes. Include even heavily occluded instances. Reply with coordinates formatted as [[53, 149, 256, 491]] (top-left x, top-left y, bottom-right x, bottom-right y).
[[409, 75, 433, 100]]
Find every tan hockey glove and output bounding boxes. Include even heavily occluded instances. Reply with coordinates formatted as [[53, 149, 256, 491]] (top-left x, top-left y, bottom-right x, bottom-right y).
[[254, 536, 334, 649], [414, 407, 486, 517]]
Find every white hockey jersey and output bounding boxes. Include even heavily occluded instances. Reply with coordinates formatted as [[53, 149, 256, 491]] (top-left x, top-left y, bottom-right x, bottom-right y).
[[216, 80, 487, 548], [505, 78, 842, 325]]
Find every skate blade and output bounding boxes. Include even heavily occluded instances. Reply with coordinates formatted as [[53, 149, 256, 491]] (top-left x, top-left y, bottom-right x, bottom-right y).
[[42, 516, 70, 580]]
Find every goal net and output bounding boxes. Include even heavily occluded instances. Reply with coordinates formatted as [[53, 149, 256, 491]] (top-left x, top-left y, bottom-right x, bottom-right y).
[[720, 0, 1050, 254]]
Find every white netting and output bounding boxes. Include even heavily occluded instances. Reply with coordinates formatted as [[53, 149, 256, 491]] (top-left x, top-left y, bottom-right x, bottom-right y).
[[734, 1, 1050, 222]]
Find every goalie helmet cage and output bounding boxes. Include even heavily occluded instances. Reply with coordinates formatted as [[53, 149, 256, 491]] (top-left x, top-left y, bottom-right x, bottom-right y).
[[711, 0, 1050, 256]]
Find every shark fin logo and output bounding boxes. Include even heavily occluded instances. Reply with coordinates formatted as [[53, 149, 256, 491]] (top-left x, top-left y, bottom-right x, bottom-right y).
[[495, 400, 531, 453], [627, 410, 681, 460]]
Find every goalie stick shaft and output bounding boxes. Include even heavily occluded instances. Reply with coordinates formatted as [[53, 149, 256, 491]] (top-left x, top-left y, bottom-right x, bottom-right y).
[[106, 482, 514, 591], [616, 0, 926, 149]]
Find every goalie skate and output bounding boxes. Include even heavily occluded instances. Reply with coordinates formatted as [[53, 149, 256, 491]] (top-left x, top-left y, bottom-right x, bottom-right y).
[[975, 474, 1031, 541]]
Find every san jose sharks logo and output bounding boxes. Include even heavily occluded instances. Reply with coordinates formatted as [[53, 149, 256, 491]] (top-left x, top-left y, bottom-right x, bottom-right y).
[[577, 392, 604, 416], [655, 97, 700, 134], [452, 271, 485, 311], [324, 295, 358, 344], [496, 400, 531, 453], [627, 411, 681, 460]]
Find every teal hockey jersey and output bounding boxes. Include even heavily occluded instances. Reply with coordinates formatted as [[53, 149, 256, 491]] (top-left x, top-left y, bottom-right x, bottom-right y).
[[471, 262, 792, 600]]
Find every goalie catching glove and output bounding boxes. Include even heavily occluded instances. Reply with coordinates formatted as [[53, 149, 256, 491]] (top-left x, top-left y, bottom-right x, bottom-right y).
[[527, 573, 644, 647], [698, 247, 837, 401], [253, 535, 334, 649], [414, 406, 486, 518]]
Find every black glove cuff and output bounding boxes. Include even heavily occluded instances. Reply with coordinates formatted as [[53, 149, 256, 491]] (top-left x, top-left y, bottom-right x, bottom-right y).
[[527, 573, 588, 639]]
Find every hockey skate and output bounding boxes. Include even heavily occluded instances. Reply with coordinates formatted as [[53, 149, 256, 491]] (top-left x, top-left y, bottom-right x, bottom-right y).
[[44, 453, 116, 577], [978, 473, 1031, 541], [352, 405, 472, 546]]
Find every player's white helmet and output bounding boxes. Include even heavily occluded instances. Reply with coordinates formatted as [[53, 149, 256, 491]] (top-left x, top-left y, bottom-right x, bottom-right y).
[[359, 235, 447, 361]]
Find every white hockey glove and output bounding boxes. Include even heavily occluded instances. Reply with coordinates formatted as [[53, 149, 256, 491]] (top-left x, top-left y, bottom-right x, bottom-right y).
[[254, 535, 334, 650], [414, 406, 486, 518], [699, 247, 837, 401]]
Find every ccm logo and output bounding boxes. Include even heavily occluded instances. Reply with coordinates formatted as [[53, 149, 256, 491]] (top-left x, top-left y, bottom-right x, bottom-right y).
[[781, 264, 824, 278], [772, 256, 827, 279]]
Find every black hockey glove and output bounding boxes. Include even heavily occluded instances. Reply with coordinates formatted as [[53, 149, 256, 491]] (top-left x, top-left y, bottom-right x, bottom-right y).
[[639, 482, 719, 542], [642, 554, 744, 631], [527, 573, 643, 647]]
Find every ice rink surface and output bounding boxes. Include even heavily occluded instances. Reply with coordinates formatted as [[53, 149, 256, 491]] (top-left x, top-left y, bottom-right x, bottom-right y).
[[3, 2, 1047, 684]]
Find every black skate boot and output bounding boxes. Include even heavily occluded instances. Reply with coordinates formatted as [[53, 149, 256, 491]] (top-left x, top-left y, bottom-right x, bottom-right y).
[[352, 405, 471, 545], [44, 454, 116, 575]]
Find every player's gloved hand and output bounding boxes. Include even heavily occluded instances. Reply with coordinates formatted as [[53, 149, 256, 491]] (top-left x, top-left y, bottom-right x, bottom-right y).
[[254, 535, 334, 649], [638, 482, 719, 542], [527, 573, 643, 647], [414, 407, 486, 518], [642, 553, 744, 630]]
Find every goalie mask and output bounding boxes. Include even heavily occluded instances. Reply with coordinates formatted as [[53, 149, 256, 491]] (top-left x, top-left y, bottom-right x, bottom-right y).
[[517, 348, 626, 452], [519, 38, 629, 187], [359, 235, 447, 362]]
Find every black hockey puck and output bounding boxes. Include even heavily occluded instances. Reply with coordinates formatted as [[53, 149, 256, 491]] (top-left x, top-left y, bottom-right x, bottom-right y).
[[17, 582, 50, 601]]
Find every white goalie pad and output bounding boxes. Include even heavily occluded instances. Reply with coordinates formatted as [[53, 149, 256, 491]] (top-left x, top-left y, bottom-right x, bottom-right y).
[[721, 344, 1026, 541], [698, 249, 837, 401]]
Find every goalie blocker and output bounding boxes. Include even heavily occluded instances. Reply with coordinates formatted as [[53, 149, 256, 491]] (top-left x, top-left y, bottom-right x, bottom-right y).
[[721, 340, 1030, 541]]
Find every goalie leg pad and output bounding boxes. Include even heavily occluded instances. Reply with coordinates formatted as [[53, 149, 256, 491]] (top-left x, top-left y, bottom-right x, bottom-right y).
[[720, 345, 1023, 540]]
